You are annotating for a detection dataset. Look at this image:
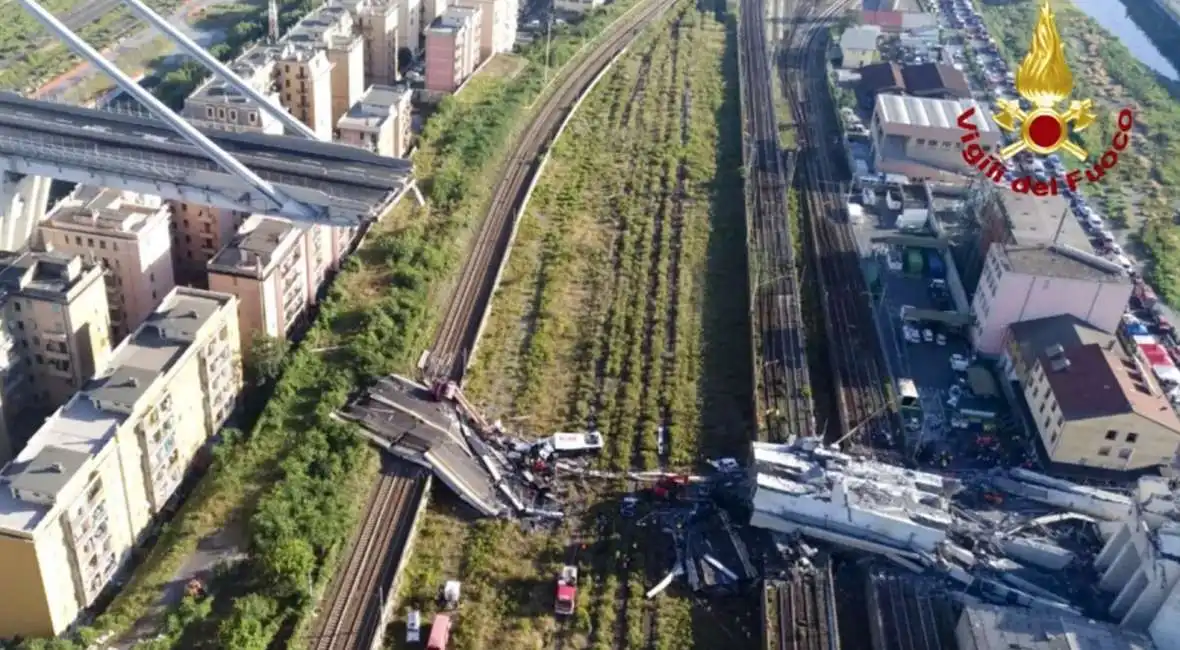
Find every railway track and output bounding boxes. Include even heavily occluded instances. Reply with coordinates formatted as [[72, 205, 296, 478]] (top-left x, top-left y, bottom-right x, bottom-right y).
[[765, 565, 837, 650], [307, 461, 427, 650], [426, 0, 681, 383], [737, 0, 814, 443], [782, 0, 893, 447]]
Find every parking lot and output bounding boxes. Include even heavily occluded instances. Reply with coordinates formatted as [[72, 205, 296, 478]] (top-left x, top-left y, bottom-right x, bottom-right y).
[[846, 184, 1040, 473]]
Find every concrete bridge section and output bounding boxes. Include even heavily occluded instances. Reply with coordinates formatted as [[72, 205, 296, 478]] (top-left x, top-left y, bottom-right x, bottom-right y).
[[0, 93, 417, 228]]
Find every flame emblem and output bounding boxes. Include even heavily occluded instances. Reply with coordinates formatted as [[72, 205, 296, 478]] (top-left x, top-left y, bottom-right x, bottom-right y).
[[992, 1, 1096, 160]]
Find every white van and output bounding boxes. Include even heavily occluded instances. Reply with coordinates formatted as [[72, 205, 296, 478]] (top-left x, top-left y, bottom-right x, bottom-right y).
[[1086, 214, 1105, 230]]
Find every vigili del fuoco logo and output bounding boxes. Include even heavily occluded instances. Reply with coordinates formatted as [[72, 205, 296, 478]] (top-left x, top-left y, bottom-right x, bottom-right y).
[[956, 1, 1133, 196]]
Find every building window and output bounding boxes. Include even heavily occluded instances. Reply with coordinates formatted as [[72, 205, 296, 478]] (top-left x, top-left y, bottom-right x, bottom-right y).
[[217, 108, 226, 120], [1098, 446, 1112, 457], [99, 240, 106, 250], [249, 113, 258, 124], [1127, 433, 1139, 444], [1050, 432, 1058, 443], [229, 110, 238, 121], [206, 106, 214, 118], [13, 302, 20, 312], [1039, 401, 1046, 414], [1118, 448, 1133, 460], [87, 238, 95, 247], [1055, 415, 1063, 429], [1105, 430, 1118, 440]]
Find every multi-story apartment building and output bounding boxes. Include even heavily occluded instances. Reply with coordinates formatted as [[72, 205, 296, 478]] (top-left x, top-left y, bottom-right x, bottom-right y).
[[464, 0, 518, 60], [182, 47, 286, 135], [275, 44, 336, 139], [207, 216, 319, 353], [0, 252, 112, 454], [287, 4, 366, 129], [1021, 339, 1180, 473], [168, 202, 248, 287], [425, 6, 483, 93], [40, 187, 176, 341], [337, 84, 414, 157], [337, 0, 402, 84], [971, 243, 1131, 356], [424, 0, 450, 29], [0, 287, 240, 639]]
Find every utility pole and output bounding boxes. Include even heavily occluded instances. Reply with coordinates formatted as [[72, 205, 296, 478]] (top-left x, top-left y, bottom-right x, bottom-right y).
[[268, 0, 279, 43], [544, 0, 553, 83]]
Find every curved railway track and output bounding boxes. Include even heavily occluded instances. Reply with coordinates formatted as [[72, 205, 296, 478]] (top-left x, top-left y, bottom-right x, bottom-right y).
[[427, 0, 681, 382], [307, 463, 427, 650], [782, 0, 893, 447], [738, 0, 814, 442]]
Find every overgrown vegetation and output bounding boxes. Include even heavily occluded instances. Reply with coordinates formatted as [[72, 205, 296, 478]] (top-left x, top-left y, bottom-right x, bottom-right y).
[[6, 4, 654, 650], [0, 0, 186, 92], [980, 0, 1180, 302], [401, 3, 752, 649]]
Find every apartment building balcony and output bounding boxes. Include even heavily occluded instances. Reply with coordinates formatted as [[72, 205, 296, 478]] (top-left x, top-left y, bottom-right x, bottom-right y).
[[41, 328, 68, 343], [67, 493, 109, 546]]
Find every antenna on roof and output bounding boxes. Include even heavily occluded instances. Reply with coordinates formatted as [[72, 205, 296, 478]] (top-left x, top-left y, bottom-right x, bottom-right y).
[[268, 0, 280, 43]]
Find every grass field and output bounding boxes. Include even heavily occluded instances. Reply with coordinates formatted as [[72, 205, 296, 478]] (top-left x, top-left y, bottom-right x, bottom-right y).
[[395, 3, 757, 649]]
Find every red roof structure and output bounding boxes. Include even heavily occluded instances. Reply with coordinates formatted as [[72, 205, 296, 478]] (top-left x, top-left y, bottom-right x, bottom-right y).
[[862, 10, 904, 29]]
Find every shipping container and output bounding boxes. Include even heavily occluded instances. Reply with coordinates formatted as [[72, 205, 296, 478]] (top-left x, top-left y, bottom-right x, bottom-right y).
[[906, 248, 925, 275], [926, 250, 945, 279]]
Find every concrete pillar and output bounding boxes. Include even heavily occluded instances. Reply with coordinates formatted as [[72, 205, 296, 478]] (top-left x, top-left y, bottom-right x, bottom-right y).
[[1097, 525, 1132, 571], [1111, 568, 1148, 619], [1123, 573, 1175, 630], [0, 172, 52, 252], [1100, 542, 1140, 593]]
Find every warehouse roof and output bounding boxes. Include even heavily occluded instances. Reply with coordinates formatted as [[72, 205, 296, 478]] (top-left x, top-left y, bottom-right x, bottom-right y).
[[874, 93, 995, 134], [840, 25, 882, 52]]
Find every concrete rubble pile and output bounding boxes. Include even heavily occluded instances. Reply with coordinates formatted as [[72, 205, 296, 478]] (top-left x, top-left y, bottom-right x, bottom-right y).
[[747, 438, 1104, 616]]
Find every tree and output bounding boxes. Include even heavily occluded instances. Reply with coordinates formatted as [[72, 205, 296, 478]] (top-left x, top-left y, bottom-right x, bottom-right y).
[[218, 594, 280, 650], [246, 333, 289, 388], [259, 536, 316, 598]]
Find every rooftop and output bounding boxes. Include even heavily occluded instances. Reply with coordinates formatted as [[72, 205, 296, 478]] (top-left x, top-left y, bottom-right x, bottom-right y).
[[958, 603, 1155, 650], [207, 215, 301, 279], [0, 287, 232, 534], [1008, 315, 1116, 361], [1037, 343, 1180, 431], [900, 63, 970, 98], [997, 190, 1091, 250], [0, 250, 97, 301], [187, 4, 353, 104], [431, 5, 481, 32], [44, 186, 167, 236], [996, 243, 1129, 284], [840, 25, 882, 52], [337, 84, 410, 132], [874, 93, 996, 134]]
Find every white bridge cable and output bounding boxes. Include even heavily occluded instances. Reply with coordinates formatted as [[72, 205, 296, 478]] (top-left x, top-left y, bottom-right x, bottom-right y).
[[13, 0, 322, 222], [116, 0, 321, 141]]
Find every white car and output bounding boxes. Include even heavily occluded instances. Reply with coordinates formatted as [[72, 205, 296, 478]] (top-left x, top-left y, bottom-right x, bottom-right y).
[[950, 353, 970, 371], [923, 328, 934, 343], [407, 610, 421, 643], [936, 333, 947, 346]]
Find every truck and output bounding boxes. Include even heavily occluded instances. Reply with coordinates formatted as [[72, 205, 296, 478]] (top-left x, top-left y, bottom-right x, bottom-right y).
[[555, 566, 578, 616], [427, 614, 452, 650]]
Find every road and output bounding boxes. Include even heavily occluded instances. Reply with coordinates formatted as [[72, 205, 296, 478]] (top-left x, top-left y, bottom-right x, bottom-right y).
[[36, 0, 233, 102]]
